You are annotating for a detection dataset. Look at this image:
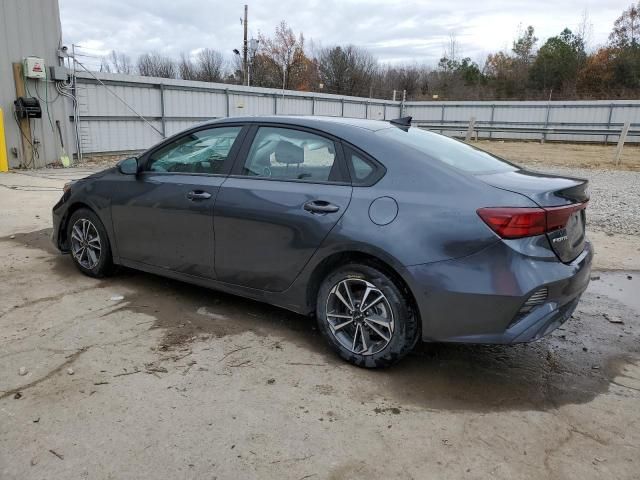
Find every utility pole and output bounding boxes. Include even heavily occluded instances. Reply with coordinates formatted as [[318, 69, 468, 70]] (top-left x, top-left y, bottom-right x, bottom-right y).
[[243, 5, 248, 86]]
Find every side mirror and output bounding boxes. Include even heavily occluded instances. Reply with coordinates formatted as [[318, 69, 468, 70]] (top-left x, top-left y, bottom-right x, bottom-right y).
[[117, 157, 138, 175]]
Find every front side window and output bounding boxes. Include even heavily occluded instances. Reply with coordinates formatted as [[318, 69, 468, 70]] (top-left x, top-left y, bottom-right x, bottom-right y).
[[242, 127, 337, 182], [147, 126, 242, 174]]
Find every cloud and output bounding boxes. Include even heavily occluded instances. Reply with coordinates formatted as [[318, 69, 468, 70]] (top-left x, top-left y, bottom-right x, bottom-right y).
[[59, 0, 626, 69]]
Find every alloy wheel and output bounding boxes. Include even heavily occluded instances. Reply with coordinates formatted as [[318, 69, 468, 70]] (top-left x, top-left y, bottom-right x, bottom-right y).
[[325, 278, 395, 356], [70, 218, 102, 270]]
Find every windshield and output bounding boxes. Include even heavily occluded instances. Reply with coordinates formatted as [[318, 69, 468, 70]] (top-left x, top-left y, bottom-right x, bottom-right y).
[[378, 127, 518, 174]]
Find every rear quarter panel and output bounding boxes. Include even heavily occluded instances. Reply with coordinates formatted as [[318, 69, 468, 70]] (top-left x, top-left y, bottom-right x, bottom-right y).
[[329, 136, 537, 267]]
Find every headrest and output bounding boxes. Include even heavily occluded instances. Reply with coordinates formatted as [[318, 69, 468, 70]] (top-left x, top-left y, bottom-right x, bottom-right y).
[[274, 141, 304, 165]]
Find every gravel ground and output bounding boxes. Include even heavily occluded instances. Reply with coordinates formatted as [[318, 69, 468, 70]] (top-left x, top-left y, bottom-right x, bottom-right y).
[[521, 164, 640, 236]]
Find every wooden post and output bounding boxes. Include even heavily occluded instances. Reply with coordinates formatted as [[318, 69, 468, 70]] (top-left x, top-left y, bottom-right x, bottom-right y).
[[12, 63, 33, 166], [488, 104, 495, 140], [465, 116, 476, 142], [159, 84, 166, 137], [613, 121, 631, 166], [604, 104, 614, 145]]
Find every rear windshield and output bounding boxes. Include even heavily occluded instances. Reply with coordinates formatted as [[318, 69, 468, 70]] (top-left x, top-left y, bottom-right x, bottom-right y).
[[378, 127, 518, 174]]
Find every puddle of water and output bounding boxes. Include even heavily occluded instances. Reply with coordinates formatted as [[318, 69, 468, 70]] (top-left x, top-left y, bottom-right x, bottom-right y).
[[588, 271, 640, 312]]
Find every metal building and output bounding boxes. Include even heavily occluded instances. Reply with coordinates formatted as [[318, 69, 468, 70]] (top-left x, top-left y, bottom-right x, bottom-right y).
[[0, 0, 74, 168]]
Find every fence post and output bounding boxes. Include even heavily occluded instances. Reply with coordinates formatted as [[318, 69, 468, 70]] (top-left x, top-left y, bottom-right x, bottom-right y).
[[341, 98, 345, 117], [605, 103, 614, 145], [489, 104, 495, 140], [311, 97, 315, 116], [159, 84, 166, 137], [225, 89, 230, 117], [273, 94, 278, 115], [542, 103, 552, 144], [400, 89, 406, 117], [613, 121, 631, 166], [383, 104, 387, 120], [440, 104, 445, 134], [465, 117, 477, 142]]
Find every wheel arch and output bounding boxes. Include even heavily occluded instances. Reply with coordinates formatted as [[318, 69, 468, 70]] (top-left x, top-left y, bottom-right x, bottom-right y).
[[305, 250, 421, 328], [58, 202, 107, 251]]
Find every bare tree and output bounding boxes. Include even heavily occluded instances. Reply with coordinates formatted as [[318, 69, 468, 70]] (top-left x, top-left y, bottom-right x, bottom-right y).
[[577, 9, 594, 50], [100, 50, 133, 74], [610, 2, 640, 48], [445, 33, 459, 64], [259, 21, 307, 89], [178, 53, 198, 80], [196, 48, 225, 82], [137, 52, 176, 78]]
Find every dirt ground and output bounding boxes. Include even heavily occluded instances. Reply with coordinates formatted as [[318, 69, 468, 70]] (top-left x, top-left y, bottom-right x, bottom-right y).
[[478, 140, 640, 171], [1, 144, 639, 479]]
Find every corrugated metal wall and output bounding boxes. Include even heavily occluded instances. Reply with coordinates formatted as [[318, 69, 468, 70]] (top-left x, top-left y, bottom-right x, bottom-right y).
[[74, 72, 640, 155], [405, 100, 640, 143], [75, 72, 403, 153]]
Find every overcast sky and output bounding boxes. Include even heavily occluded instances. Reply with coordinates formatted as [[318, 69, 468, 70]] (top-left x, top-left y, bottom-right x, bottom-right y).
[[60, 0, 629, 69]]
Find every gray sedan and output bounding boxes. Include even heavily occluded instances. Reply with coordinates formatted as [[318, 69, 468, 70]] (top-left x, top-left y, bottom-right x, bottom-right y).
[[52, 116, 592, 367]]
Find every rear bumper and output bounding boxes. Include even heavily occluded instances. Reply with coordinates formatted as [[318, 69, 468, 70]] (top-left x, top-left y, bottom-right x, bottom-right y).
[[406, 240, 593, 344]]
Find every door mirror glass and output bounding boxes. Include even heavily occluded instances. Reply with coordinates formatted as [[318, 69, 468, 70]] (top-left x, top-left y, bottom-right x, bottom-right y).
[[118, 157, 138, 175]]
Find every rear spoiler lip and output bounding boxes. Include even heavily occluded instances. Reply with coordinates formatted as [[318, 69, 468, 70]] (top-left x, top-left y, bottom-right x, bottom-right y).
[[476, 170, 589, 207]]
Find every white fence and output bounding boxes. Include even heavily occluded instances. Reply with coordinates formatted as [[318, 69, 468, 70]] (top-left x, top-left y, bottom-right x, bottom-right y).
[[74, 71, 640, 155]]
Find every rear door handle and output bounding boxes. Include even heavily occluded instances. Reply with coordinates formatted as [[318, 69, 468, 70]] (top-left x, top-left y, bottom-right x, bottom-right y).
[[304, 200, 340, 214], [186, 190, 212, 201]]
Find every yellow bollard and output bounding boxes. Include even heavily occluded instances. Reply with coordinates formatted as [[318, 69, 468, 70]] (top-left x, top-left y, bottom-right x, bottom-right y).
[[0, 108, 8, 172]]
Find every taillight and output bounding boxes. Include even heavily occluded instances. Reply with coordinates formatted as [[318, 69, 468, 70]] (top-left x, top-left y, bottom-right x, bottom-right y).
[[477, 202, 587, 239], [545, 203, 587, 231]]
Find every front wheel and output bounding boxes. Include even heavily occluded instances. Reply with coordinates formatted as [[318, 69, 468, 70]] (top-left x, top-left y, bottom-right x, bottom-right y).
[[67, 208, 114, 278], [316, 263, 419, 368]]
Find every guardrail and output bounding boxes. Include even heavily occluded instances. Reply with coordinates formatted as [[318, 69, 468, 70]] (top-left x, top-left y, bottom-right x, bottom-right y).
[[417, 123, 640, 139]]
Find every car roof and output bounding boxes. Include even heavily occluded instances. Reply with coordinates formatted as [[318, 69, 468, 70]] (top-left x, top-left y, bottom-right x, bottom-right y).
[[203, 115, 395, 142]]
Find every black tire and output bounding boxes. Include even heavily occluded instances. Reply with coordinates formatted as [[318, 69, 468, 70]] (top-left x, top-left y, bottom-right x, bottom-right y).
[[316, 263, 419, 368], [66, 208, 114, 278]]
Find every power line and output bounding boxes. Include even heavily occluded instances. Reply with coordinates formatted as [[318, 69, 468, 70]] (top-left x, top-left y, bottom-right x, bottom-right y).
[[73, 58, 165, 138]]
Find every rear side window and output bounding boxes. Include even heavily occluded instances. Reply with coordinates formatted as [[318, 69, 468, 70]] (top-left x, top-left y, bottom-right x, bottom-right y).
[[351, 154, 374, 181], [344, 147, 384, 186], [378, 127, 517, 174], [241, 127, 339, 182]]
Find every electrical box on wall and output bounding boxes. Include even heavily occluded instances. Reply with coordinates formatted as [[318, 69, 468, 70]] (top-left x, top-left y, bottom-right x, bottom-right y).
[[24, 57, 46, 79], [49, 66, 68, 82]]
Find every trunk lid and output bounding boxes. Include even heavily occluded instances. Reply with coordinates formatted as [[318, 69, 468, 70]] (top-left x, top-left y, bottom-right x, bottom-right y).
[[477, 169, 589, 263]]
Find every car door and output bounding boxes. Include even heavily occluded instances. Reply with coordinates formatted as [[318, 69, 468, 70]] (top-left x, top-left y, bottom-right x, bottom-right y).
[[111, 125, 247, 278], [214, 125, 353, 292]]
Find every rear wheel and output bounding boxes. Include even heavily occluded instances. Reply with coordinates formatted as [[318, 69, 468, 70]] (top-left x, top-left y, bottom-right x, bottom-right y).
[[67, 208, 114, 278], [316, 263, 418, 368]]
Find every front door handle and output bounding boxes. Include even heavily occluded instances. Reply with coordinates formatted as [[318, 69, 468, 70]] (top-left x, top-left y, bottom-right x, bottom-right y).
[[186, 190, 212, 201], [304, 200, 340, 214]]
